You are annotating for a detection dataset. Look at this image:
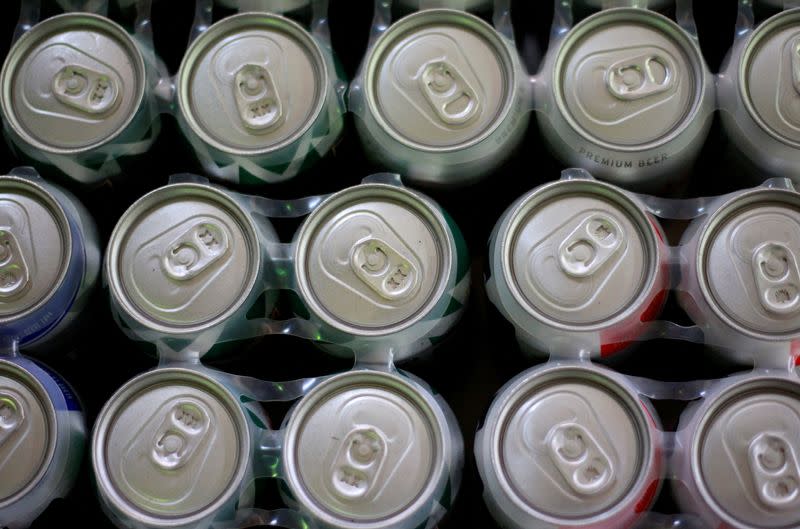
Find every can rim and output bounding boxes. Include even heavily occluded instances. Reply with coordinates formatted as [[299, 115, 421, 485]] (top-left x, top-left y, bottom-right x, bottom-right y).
[[500, 177, 662, 332], [105, 182, 262, 336], [696, 187, 800, 341], [0, 175, 72, 326], [0, 12, 147, 155], [91, 367, 251, 526], [363, 8, 519, 153], [294, 183, 456, 337], [551, 7, 708, 153], [0, 358, 58, 510], [282, 369, 450, 529], [177, 11, 330, 157]]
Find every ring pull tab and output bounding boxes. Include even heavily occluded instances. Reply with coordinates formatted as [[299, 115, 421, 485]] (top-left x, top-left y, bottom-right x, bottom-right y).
[[234, 64, 284, 132], [418, 60, 481, 126], [0, 392, 24, 447], [546, 422, 615, 496], [162, 222, 231, 281], [350, 237, 419, 301], [53, 65, 119, 115], [748, 433, 800, 509], [558, 215, 624, 278], [606, 53, 676, 101], [791, 37, 800, 96], [0, 229, 30, 300], [752, 242, 800, 315], [330, 427, 387, 501], [151, 400, 211, 470]]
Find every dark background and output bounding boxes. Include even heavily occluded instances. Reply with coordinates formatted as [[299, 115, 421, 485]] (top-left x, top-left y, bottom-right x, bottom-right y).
[[0, 1, 775, 527]]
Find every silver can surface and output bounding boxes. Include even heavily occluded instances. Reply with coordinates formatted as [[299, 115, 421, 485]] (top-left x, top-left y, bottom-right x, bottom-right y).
[[475, 362, 662, 529], [353, 8, 530, 187], [673, 372, 800, 529], [535, 7, 713, 190], [281, 368, 463, 529], [292, 182, 469, 361], [0, 356, 85, 529], [487, 176, 668, 358], [215, 0, 310, 12]]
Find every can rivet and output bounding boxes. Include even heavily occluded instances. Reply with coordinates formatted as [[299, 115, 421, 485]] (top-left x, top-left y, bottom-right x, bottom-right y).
[[234, 64, 285, 132], [151, 400, 211, 470], [752, 242, 800, 314], [547, 422, 615, 496], [558, 214, 624, 278], [418, 59, 481, 126], [748, 433, 800, 508], [557, 427, 587, 461], [0, 230, 30, 298], [0, 394, 23, 446], [351, 237, 419, 300], [606, 53, 676, 101], [163, 222, 231, 281]]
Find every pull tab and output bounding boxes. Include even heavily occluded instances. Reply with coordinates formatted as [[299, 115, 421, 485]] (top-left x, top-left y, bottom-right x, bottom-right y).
[[151, 400, 211, 471], [546, 422, 615, 496], [52, 65, 119, 114], [162, 222, 230, 281], [606, 53, 676, 101], [234, 64, 284, 132], [791, 37, 800, 97], [350, 238, 418, 300], [0, 229, 30, 299], [748, 433, 800, 509], [752, 242, 800, 315], [558, 215, 624, 278], [418, 60, 480, 126], [0, 392, 24, 447], [330, 427, 387, 501]]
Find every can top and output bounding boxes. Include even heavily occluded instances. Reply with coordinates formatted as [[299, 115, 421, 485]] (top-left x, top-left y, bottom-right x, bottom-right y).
[[490, 365, 652, 522], [106, 183, 261, 334], [283, 370, 446, 527], [0, 176, 71, 325], [295, 184, 454, 336], [741, 9, 800, 147], [92, 368, 250, 523], [699, 188, 800, 338], [178, 12, 328, 156], [0, 359, 56, 509], [554, 8, 703, 148], [0, 13, 146, 154], [502, 178, 659, 329], [365, 9, 515, 151], [694, 377, 800, 528]]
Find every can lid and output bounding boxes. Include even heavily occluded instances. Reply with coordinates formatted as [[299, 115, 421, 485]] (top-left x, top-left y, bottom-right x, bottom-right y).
[[0, 359, 55, 508], [178, 12, 327, 156], [92, 368, 249, 522], [741, 10, 800, 147], [0, 176, 70, 324], [365, 9, 514, 150], [696, 378, 800, 528], [504, 179, 657, 328], [0, 13, 146, 154], [555, 8, 701, 148], [106, 183, 260, 334], [283, 370, 444, 526], [700, 189, 800, 337], [295, 184, 453, 336]]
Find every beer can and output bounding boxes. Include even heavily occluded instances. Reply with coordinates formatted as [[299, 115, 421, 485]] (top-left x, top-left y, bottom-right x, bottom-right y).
[[0, 172, 100, 350], [673, 371, 800, 529], [0, 356, 85, 529], [486, 176, 668, 357], [92, 367, 267, 529], [280, 368, 463, 529], [176, 12, 344, 185], [475, 362, 662, 529], [0, 13, 155, 184], [292, 182, 469, 361], [679, 184, 800, 364], [354, 8, 531, 187], [535, 7, 714, 190]]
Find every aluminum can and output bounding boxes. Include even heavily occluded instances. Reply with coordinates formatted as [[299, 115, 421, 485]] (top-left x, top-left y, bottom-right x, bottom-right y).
[[679, 184, 800, 364], [535, 7, 714, 190], [292, 182, 469, 361], [0, 13, 156, 184], [354, 8, 531, 187], [673, 371, 800, 529], [0, 172, 100, 350], [280, 368, 463, 529], [486, 176, 669, 358], [475, 362, 662, 529], [215, 0, 310, 12], [92, 367, 268, 529], [0, 356, 85, 529], [176, 12, 344, 185]]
